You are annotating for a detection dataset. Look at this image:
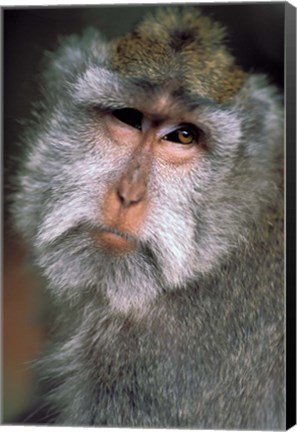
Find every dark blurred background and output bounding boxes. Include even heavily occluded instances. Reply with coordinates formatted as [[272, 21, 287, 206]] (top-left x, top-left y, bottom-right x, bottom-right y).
[[3, 3, 284, 424]]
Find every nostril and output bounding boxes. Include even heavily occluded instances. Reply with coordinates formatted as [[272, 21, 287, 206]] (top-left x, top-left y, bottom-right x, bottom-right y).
[[117, 188, 129, 208]]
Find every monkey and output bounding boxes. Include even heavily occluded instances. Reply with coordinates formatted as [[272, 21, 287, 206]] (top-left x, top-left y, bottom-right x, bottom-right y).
[[11, 6, 284, 429]]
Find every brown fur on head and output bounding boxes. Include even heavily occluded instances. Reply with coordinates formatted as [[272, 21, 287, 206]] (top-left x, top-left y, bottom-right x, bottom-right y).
[[109, 7, 247, 103]]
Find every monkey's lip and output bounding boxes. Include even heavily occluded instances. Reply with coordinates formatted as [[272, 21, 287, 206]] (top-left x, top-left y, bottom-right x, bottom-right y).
[[90, 226, 137, 254]]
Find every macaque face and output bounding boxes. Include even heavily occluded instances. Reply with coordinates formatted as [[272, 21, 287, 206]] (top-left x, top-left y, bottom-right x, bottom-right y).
[[90, 101, 207, 255], [30, 79, 245, 312]]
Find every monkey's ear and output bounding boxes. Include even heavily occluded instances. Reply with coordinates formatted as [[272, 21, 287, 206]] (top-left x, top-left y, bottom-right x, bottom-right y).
[[41, 28, 107, 96], [245, 75, 282, 124], [233, 74, 283, 160], [234, 74, 283, 111]]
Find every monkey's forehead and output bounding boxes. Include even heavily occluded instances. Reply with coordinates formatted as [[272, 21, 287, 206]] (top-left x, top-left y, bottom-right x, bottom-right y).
[[108, 7, 246, 104]]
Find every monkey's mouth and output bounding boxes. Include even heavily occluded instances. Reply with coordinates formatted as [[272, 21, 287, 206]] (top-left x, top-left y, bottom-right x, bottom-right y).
[[90, 226, 138, 254]]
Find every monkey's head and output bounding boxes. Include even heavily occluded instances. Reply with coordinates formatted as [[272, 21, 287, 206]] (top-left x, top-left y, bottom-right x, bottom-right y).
[[13, 7, 283, 312]]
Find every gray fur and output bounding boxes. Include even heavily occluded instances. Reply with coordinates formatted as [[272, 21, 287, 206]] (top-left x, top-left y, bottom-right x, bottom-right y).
[[12, 9, 284, 430]]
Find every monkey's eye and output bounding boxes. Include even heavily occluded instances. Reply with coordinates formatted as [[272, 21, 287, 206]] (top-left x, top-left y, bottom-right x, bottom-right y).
[[112, 108, 143, 130], [163, 126, 198, 145]]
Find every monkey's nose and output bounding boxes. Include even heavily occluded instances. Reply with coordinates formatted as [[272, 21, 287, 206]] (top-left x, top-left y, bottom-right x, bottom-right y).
[[117, 178, 146, 208], [116, 158, 149, 209]]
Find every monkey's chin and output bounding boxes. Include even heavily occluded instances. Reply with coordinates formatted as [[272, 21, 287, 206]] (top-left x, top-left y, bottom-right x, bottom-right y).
[[91, 229, 137, 255]]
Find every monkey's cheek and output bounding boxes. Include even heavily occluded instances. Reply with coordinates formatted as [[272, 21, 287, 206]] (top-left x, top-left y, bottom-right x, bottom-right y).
[[90, 231, 137, 255]]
